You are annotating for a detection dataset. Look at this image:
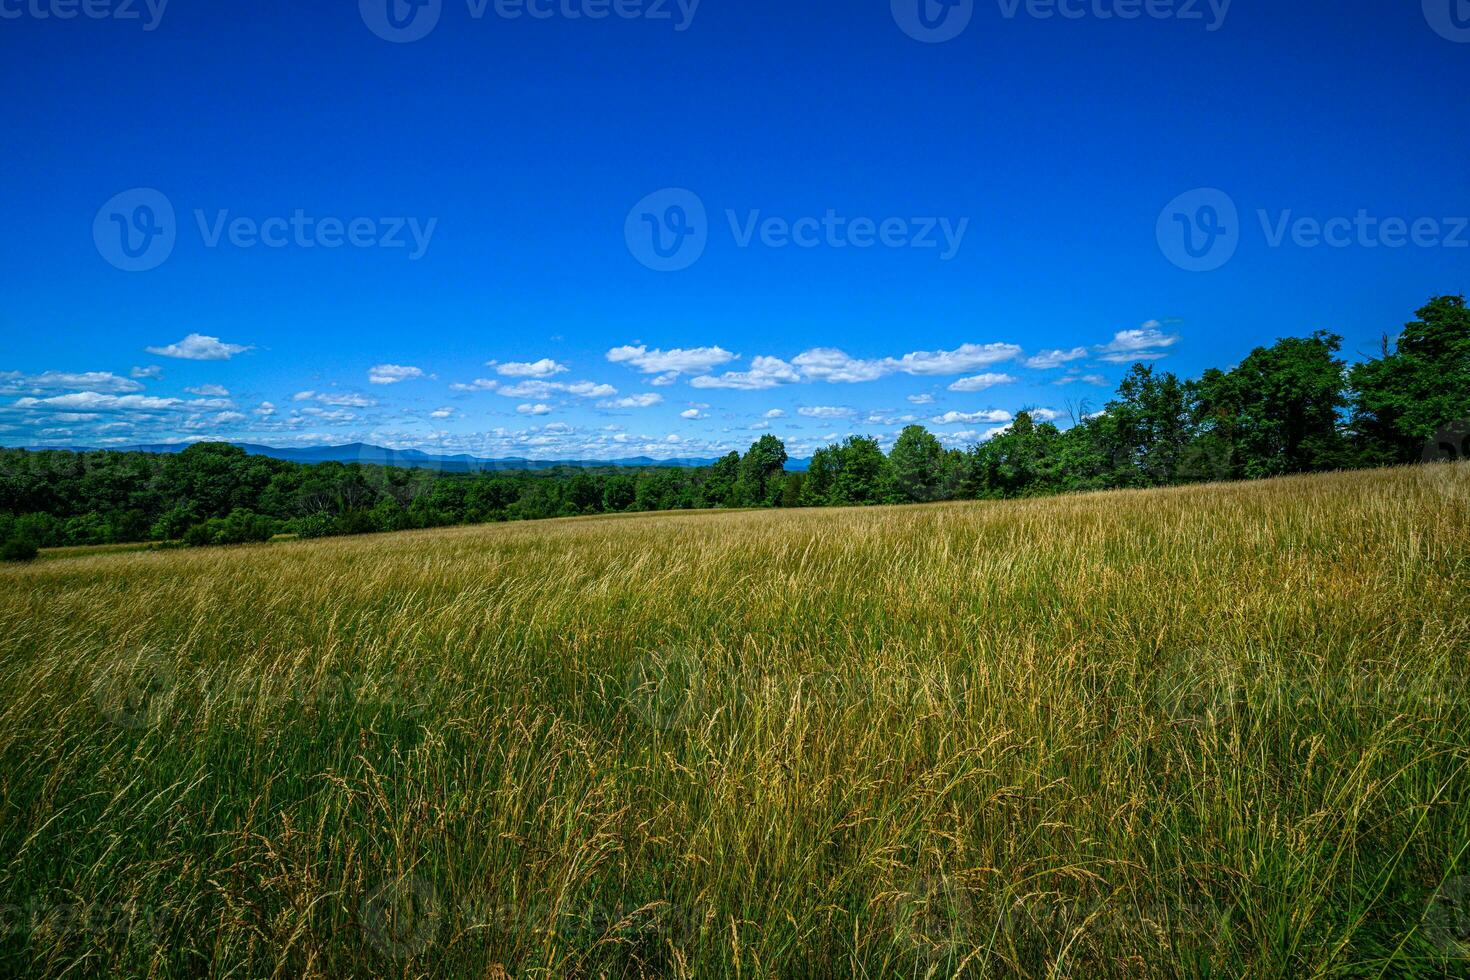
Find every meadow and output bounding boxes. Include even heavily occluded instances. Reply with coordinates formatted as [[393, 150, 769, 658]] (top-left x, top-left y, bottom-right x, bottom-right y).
[[0, 462, 1467, 978]]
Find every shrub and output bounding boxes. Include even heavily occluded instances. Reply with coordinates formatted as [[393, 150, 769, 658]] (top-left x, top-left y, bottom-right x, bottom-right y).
[[1, 538, 39, 563], [292, 513, 339, 539]]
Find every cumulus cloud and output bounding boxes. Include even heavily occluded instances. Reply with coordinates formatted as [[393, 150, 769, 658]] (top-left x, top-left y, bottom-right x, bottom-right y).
[[185, 384, 230, 397], [1024, 347, 1089, 370], [1054, 374, 1111, 387], [429, 407, 455, 419], [498, 380, 617, 399], [315, 392, 376, 408], [146, 333, 252, 361], [0, 371, 144, 395], [691, 356, 801, 390], [517, 403, 553, 415], [763, 408, 786, 418], [599, 393, 663, 409], [130, 366, 163, 379], [947, 373, 1016, 393], [888, 343, 1023, 376], [791, 348, 888, 383], [492, 358, 568, 378], [932, 409, 1012, 425], [798, 406, 855, 419], [16, 393, 188, 412], [906, 393, 935, 405], [449, 378, 499, 392], [254, 402, 276, 417], [680, 408, 707, 420], [607, 345, 738, 375], [368, 364, 425, 385], [1095, 322, 1179, 363]]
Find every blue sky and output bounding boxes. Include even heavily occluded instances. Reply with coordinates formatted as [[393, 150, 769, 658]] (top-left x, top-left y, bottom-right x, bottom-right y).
[[2, 0, 1468, 459]]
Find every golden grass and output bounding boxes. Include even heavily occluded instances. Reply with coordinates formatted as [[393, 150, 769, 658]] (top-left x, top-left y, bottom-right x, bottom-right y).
[[1, 463, 1468, 977]]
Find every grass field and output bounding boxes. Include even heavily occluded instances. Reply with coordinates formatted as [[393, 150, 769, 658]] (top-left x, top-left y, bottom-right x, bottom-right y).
[[1, 463, 1468, 978]]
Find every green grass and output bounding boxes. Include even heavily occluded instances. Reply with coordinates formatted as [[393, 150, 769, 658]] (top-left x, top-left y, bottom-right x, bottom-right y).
[[1, 463, 1468, 977]]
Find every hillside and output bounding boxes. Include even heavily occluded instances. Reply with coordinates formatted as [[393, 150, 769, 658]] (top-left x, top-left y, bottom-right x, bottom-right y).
[[0, 464, 1467, 977]]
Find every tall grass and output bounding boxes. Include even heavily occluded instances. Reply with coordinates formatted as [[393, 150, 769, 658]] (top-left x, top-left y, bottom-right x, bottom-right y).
[[0, 463, 1467, 977]]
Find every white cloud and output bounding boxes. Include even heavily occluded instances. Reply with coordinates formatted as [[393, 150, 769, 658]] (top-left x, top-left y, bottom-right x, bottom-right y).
[[292, 390, 316, 401], [798, 406, 855, 419], [450, 378, 499, 392], [254, 401, 276, 417], [791, 348, 888, 383], [649, 372, 679, 387], [0, 371, 144, 395], [1095, 323, 1179, 363], [607, 345, 738, 375], [429, 407, 455, 419], [130, 365, 163, 379], [16, 393, 185, 411], [763, 408, 786, 418], [498, 380, 616, 399], [906, 393, 934, 405], [680, 408, 707, 420], [888, 343, 1023, 376], [369, 364, 425, 385], [1054, 374, 1111, 387], [315, 392, 376, 408], [599, 393, 663, 409], [492, 358, 568, 379], [517, 403, 553, 416], [185, 384, 230, 397], [1024, 347, 1089, 370], [932, 409, 1012, 425], [146, 333, 252, 361], [691, 356, 801, 390], [1028, 408, 1065, 422], [947, 373, 1016, 393], [212, 411, 248, 424]]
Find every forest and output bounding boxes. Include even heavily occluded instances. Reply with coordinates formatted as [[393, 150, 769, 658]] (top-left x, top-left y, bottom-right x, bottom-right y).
[[2, 295, 1467, 556]]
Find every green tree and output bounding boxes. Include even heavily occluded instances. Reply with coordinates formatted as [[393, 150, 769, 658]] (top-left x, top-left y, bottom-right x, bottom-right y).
[[886, 425, 945, 503], [830, 436, 889, 506], [739, 435, 789, 506], [1350, 295, 1470, 463]]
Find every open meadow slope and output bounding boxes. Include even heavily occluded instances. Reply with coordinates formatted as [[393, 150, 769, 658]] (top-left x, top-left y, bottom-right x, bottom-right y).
[[1, 464, 1468, 978]]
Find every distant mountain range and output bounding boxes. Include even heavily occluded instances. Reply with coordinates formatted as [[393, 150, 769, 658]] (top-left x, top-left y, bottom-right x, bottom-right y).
[[26, 441, 818, 472]]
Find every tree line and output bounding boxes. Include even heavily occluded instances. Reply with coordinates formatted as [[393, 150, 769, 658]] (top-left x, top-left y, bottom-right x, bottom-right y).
[[1, 294, 1467, 558]]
